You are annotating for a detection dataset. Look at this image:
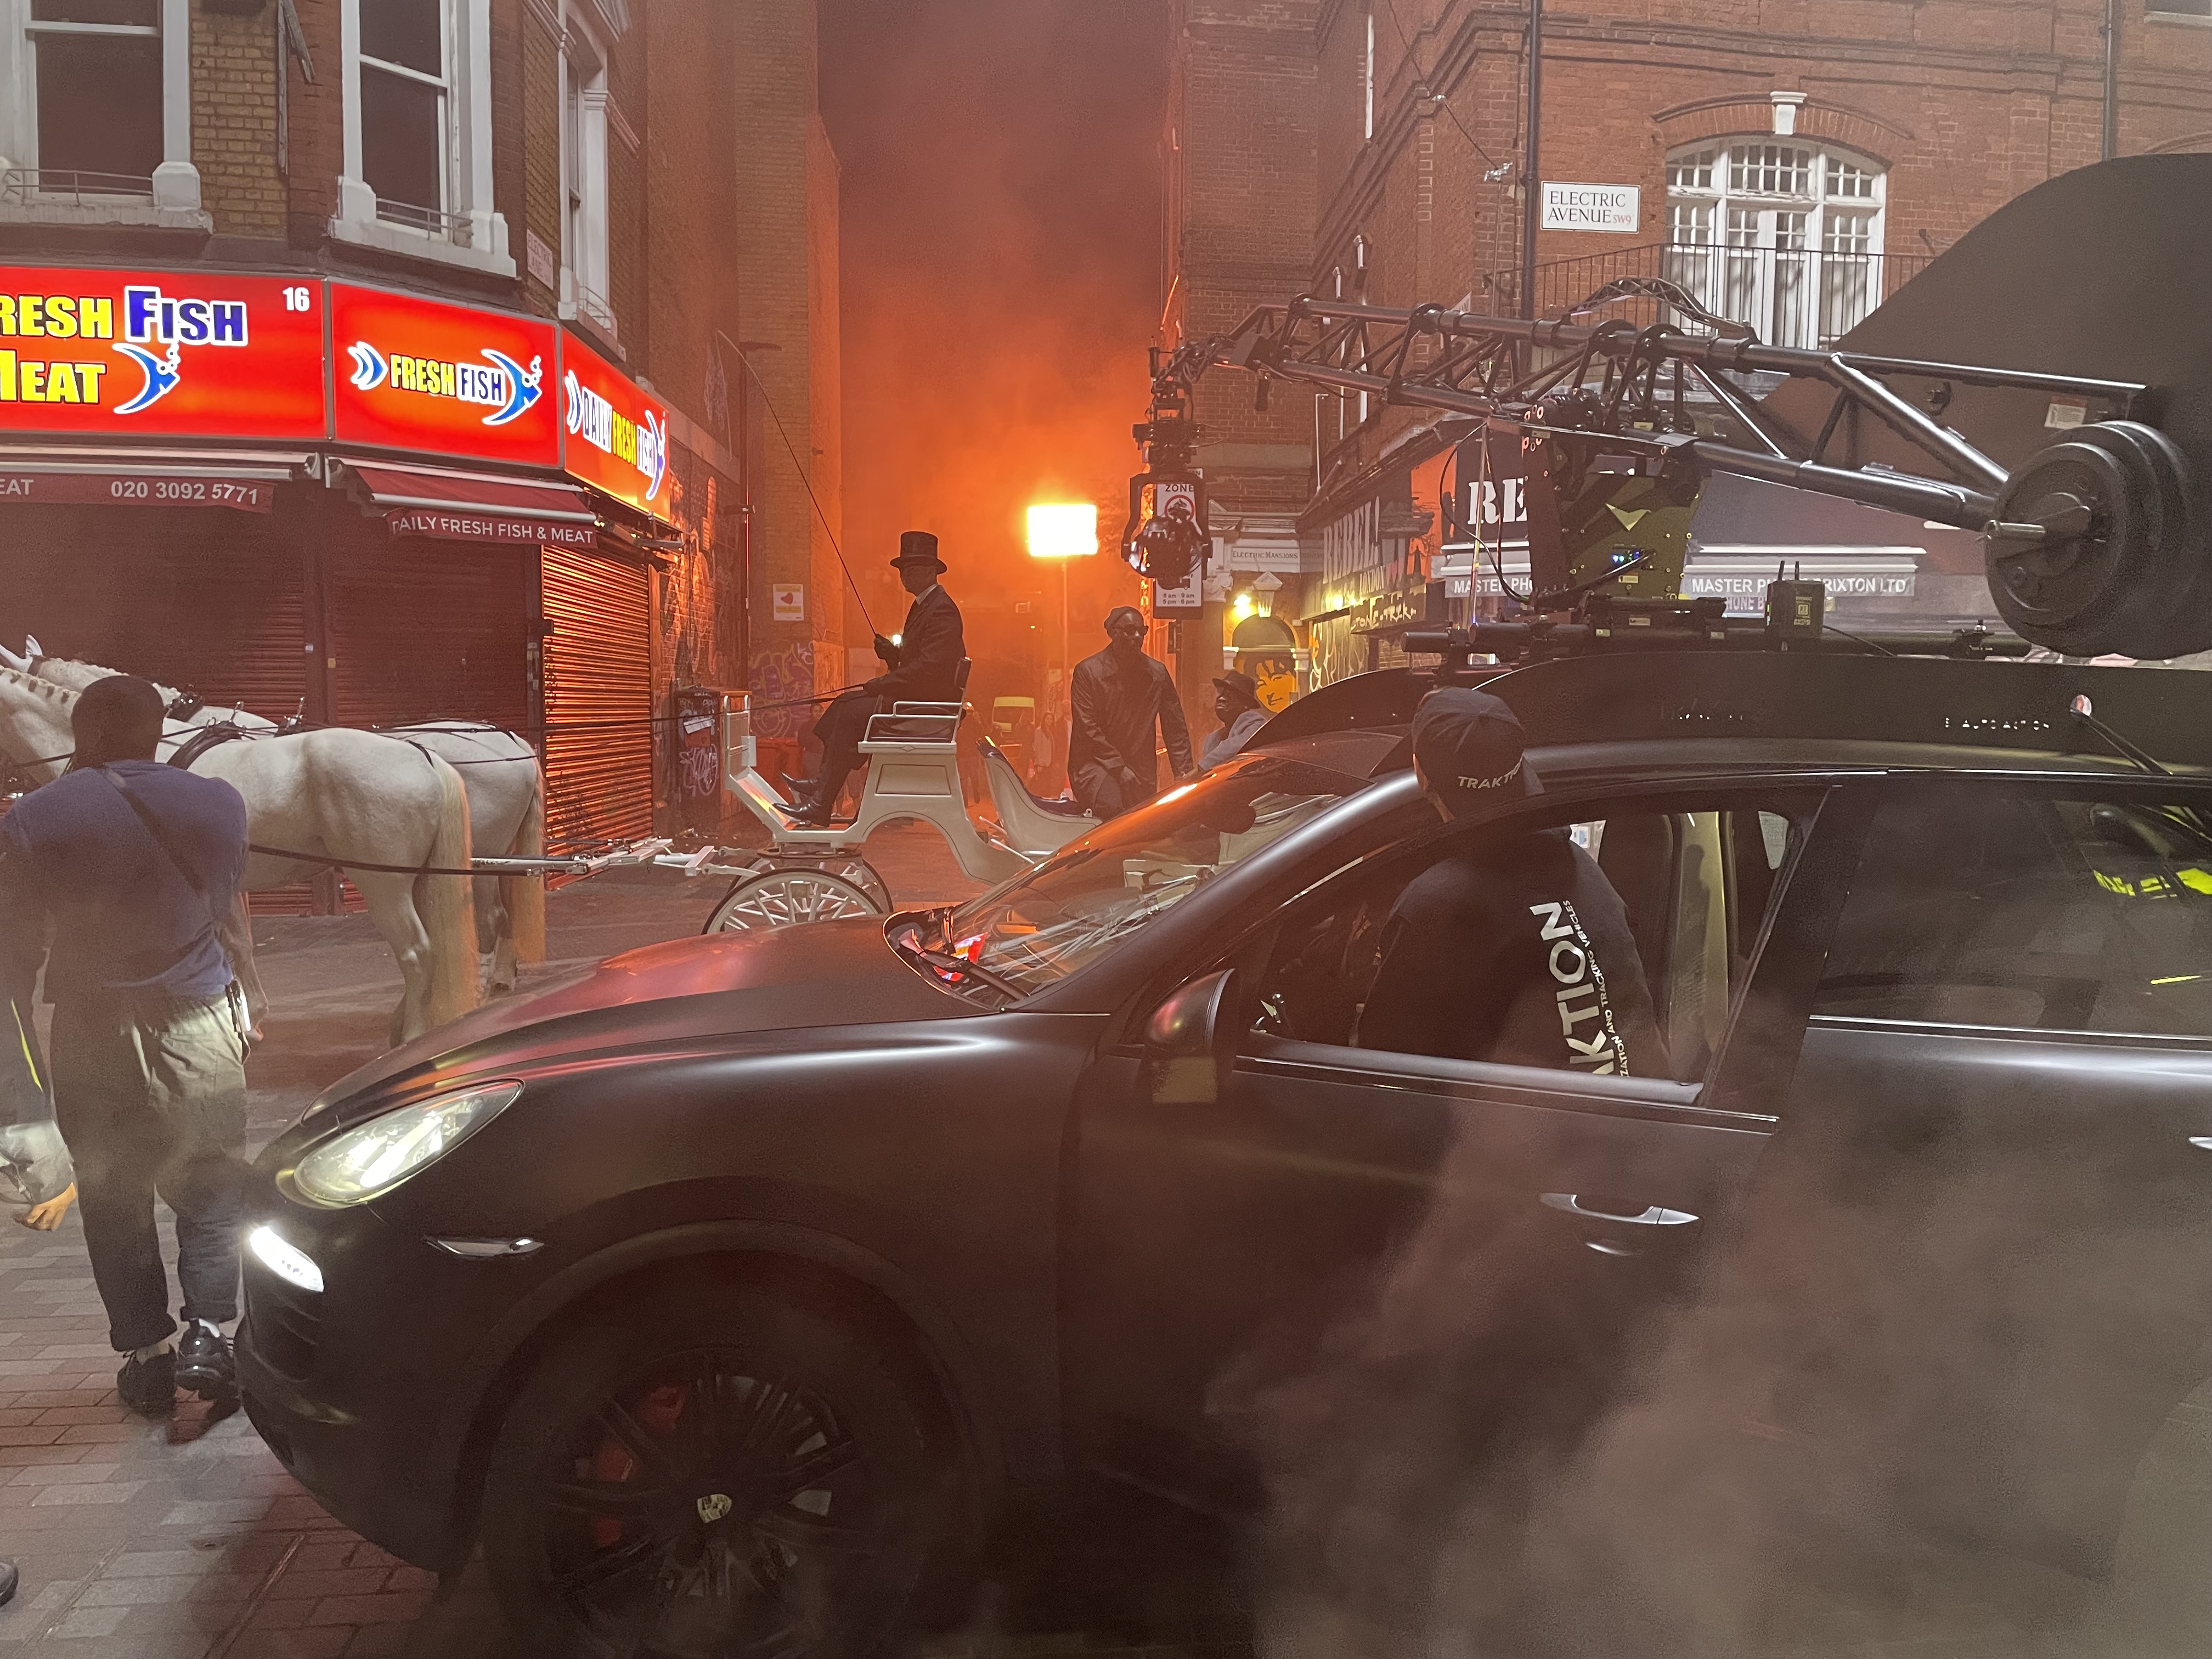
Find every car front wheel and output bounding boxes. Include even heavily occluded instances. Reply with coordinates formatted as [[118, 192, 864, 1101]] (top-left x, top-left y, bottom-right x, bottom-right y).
[[482, 1282, 941, 1658]]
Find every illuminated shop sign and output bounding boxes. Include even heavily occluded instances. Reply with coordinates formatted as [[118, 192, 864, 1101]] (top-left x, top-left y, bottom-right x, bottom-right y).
[[331, 283, 561, 468], [560, 335, 670, 517], [0, 268, 326, 440]]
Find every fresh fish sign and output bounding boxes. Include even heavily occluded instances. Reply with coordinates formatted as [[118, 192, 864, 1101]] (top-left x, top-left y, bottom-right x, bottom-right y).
[[0, 268, 325, 439], [330, 282, 562, 468]]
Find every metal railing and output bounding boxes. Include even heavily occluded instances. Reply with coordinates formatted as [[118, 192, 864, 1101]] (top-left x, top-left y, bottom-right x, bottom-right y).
[[1481, 241, 1932, 349], [1, 168, 156, 205], [374, 197, 474, 246]]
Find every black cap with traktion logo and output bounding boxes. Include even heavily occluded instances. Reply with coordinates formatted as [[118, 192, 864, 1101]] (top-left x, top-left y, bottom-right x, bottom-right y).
[[1409, 686, 1542, 818]]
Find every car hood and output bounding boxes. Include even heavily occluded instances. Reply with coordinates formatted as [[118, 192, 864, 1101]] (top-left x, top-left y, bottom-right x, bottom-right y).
[[309, 917, 966, 1113]]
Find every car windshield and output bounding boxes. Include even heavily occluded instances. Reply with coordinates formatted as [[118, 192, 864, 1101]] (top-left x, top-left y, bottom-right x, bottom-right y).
[[936, 754, 1373, 994]]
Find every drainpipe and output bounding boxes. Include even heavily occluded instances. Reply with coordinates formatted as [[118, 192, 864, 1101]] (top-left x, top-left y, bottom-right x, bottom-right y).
[[2102, 0, 2120, 161], [1520, 0, 1544, 322]]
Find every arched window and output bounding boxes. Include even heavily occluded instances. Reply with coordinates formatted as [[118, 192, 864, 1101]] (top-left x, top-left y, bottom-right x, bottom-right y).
[[1663, 139, 1887, 348]]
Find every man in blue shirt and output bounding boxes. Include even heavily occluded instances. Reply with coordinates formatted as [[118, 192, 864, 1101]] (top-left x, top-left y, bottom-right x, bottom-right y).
[[0, 675, 251, 1416]]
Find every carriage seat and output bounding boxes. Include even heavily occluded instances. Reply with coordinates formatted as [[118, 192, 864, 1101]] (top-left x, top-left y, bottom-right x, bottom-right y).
[[977, 737, 1089, 816], [862, 658, 972, 745]]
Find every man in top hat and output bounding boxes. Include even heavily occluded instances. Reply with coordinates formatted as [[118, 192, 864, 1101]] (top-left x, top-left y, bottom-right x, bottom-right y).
[[787, 531, 966, 826], [1199, 670, 1268, 771]]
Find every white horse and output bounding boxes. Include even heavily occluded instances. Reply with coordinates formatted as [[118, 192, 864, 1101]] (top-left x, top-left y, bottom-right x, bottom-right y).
[[0, 666, 478, 1044], [13, 642, 546, 993]]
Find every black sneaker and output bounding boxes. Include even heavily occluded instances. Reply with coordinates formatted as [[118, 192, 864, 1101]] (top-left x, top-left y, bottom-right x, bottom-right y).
[[116, 1349, 176, 1417], [174, 1323, 237, 1404]]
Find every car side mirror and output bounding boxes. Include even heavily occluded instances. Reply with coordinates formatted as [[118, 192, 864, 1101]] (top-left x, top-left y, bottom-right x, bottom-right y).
[[1142, 968, 1241, 1105]]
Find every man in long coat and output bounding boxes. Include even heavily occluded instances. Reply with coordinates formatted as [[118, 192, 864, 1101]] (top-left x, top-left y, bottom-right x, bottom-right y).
[[1067, 606, 1194, 819]]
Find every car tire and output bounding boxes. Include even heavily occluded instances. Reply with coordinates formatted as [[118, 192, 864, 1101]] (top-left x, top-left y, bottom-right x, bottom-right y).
[[481, 1281, 942, 1659]]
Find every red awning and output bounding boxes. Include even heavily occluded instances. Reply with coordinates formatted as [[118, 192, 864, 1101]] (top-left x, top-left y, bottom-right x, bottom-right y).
[[344, 459, 601, 549], [0, 446, 308, 512]]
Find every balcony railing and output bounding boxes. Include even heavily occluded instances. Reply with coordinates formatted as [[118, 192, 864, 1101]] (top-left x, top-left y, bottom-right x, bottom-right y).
[[1, 168, 156, 205], [1480, 241, 1932, 349], [374, 197, 475, 247]]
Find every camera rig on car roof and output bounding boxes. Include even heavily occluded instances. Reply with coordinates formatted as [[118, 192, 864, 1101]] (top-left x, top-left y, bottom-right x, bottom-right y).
[[1124, 157, 2212, 665]]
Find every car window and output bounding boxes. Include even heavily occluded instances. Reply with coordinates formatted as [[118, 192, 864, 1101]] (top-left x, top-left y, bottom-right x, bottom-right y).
[[940, 753, 1373, 994], [1814, 784, 2212, 1037], [1252, 794, 1815, 1085]]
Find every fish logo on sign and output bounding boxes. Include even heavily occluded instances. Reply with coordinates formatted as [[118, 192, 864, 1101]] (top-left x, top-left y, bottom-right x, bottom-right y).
[[348, 341, 544, 426], [112, 284, 250, 416], [347, 342, 388, 391]]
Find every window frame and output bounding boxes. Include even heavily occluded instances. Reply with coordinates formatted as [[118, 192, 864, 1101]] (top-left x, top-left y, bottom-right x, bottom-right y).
[[1810, 773, 2212, 1045], [1662, 136, 1888, 348], [1213, 778, 1831, 1094], [0, 0, 199, 220], [558, 0, 616, 338], [334, 0, 514, 277]]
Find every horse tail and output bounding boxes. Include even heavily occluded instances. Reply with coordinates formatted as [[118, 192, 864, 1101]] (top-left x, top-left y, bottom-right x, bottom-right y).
[[505, 764, 548, 965], [419, 754, 480, 1029]]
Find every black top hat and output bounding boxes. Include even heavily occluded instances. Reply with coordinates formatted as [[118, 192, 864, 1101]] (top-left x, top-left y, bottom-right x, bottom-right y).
[[891, 530, 945, 571]]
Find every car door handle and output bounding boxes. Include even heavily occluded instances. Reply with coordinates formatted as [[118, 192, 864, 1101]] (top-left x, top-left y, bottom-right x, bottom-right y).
[[1540, 1193, 1699, 1227]]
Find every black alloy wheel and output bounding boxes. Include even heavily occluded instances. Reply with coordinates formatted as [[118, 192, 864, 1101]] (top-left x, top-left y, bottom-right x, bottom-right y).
[[483, 1285, 941, 1659]]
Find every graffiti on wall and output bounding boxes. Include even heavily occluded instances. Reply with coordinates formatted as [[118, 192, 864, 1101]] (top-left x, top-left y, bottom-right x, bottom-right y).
[[657, 444, 741, 692], [748, 640, 819, 740]]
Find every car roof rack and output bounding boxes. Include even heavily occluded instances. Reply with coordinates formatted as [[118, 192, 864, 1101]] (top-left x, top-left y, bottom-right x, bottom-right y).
[[1253, 642, 2212, 773]]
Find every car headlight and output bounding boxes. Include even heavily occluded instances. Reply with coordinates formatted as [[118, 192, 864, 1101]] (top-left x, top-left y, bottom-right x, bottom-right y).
[[291, 1081, 521, 1209]]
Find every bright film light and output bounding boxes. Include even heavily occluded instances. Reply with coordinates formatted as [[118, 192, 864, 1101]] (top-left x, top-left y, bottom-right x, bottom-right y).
[[247, 1225, 324, 1294], [1026, 503, 1098, 560], [292, 1081, 522, 1208]]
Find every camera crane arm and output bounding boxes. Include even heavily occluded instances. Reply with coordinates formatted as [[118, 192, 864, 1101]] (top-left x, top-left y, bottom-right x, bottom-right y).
[[1149, 283, 2145, 532]]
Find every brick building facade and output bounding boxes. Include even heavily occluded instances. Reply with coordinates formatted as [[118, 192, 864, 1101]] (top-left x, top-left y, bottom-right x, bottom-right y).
[[1166, 0, 2212, 690], [0, 0, 838, 851]]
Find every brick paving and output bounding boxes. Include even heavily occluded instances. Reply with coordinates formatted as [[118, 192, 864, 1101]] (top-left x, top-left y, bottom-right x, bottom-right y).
[[0, 828, 1232, 1658]]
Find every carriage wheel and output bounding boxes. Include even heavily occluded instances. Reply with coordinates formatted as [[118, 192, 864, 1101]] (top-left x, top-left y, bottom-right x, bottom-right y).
[[706, 868, 885, 933], [830, 859, 893, 913]]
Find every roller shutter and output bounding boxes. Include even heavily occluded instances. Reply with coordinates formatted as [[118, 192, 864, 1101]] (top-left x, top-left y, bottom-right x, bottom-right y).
[[0, 500, 305, 720], [327, 529, 534, 733], [542, 544, 654, 850]]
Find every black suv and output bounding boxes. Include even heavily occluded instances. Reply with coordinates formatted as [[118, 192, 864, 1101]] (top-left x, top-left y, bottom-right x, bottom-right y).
[[237, 648, 2212, 1656]]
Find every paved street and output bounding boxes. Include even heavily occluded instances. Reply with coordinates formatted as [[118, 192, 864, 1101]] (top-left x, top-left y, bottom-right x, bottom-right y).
[[0, 827, 1136, 1659]]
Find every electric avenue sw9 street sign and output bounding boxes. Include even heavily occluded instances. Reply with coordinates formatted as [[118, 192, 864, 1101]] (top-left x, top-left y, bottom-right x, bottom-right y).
[[560, 334, 671, 518], [0, 267, 327, 441], [331, 283, 562, 469]]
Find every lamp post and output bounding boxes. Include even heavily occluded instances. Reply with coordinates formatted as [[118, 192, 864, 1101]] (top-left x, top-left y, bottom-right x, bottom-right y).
[[1026, 504, 1099, 740]]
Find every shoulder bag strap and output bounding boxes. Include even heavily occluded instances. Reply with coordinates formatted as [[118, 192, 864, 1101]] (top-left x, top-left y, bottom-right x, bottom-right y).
[[91, 768, 227, 941]]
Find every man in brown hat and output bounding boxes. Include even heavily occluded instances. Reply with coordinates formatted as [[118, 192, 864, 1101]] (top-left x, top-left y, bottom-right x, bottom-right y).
[[1200, 670, 1268, 770], [787, 531, 966, 825]]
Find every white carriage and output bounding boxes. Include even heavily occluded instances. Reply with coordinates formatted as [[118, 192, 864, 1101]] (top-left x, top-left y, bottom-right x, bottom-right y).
[[702, 664, 1099, 932]]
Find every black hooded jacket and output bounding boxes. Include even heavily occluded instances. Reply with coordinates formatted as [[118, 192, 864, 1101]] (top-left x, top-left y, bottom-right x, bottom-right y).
[[1356, 828, 1667, 1079]]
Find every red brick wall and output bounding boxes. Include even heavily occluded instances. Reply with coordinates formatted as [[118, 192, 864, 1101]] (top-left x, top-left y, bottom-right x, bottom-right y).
[[283, 0, 342, 249], [1172, 0, 1324, 521]]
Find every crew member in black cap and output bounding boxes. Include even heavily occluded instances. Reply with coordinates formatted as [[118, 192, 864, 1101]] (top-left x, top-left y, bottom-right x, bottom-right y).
[[1356, 687, 1663, 1076], [1200, 670, 1268, 771], [1068, 606, 1193, 819], [787, 531, 966, 826]]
